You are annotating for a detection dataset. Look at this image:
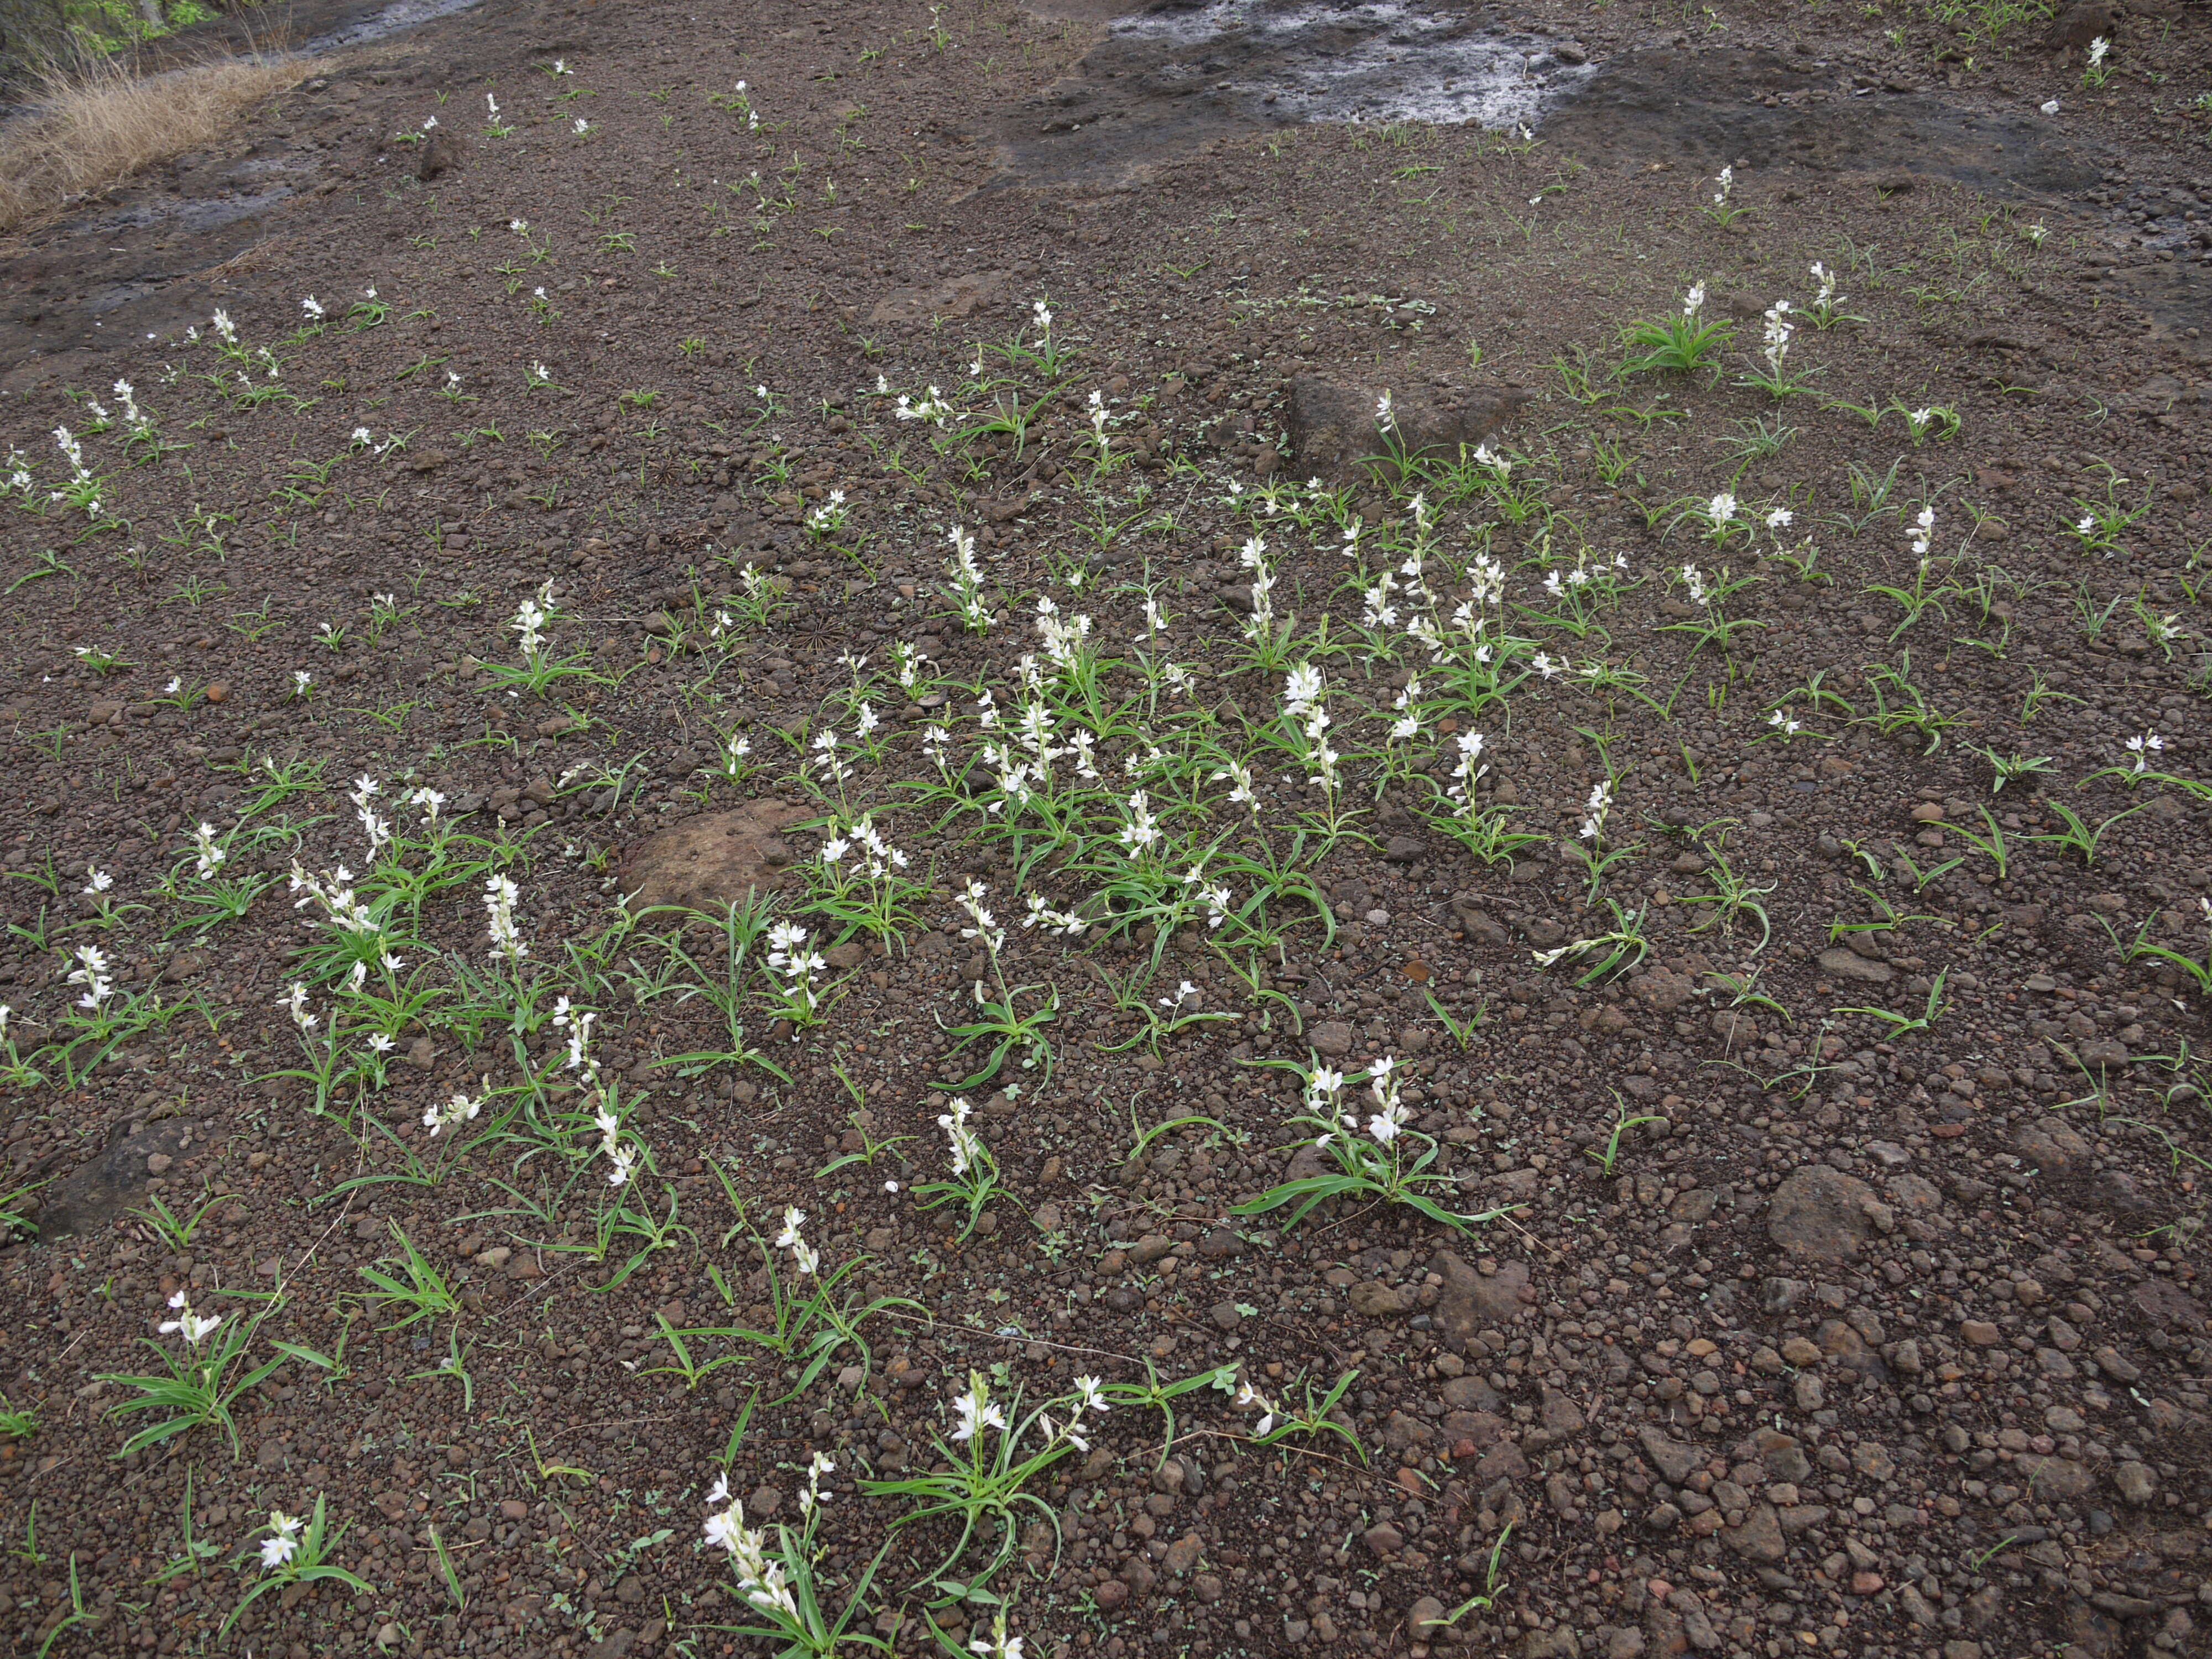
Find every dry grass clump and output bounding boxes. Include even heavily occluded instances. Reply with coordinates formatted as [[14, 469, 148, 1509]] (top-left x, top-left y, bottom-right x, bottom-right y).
[[0, 51, 319, 235]]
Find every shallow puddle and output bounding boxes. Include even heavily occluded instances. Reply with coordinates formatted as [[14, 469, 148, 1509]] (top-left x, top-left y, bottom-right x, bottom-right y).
[[1001, 0, 1588, 185], [1105, 0, 1593, 129], [299, 0, 488, 55]]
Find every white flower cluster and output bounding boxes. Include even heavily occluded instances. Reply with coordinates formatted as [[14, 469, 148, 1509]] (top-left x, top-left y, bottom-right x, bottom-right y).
[[350, 773, 392, 860], [49, 425, 102, 517], [554, 995, 599, 1078], [937, 1093, 985, 1177], [422, 1088, 480, 1136], [954, 879, 1004, 958], [1579, 779, 1615, 843], [68, 943, 112, 1012], [190, 821, 226, 879], [160, 1288, 222, 1345], [1032, 593, 1092, 672], [594, 1100, 637, 1186], [112, 379, 153, 438], [258, 1510, 304, 1569], [1240, 535, 1276, 644], [484, 873, 527, 964], [701, 1483, 799, 1622], [766, 921, 826, 1017], [1908, 505, 1936, 560], [1760, 299, 1793, 378], [822, 813, 909, 881], [774, 1204, 819, 1275], [1282, 664, 1340, 795], [278, 980, 316, 1032], [945, 524, 992, 632]]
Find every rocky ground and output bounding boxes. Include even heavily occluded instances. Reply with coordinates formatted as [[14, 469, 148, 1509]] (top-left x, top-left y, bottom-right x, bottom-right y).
[[1, 1, 2210, 1657]]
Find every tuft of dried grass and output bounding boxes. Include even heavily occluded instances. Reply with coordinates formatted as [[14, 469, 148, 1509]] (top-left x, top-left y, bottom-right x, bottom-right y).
[[0, 52, 321, 236]]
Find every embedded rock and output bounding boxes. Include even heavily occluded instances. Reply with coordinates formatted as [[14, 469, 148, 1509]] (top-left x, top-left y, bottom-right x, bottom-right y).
[[1287, 375, 1528, 477], [619, 797, 808, 911], [1768, 1166, 1888, 1262]]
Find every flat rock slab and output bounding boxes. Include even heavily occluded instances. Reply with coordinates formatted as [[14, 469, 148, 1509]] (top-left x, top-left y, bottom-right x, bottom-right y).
[[1432, 1250, 1532, 1337], [37, 1116, 210, 1240], [1286, 375, 1529, 478], [869, 270, 1013, 325], [1767, 1165, 1889, 1263], [619, 799, 810, 913]]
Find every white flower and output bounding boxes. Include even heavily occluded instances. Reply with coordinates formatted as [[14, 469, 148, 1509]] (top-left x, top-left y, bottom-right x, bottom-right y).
[[82, 867, 112, 895], [1683, 281, 1706, 316], [484, 873, 527, 963], [950, 1376, 1008, 1442], [422, 1090, 479, 1136], [1909, 505, 1936, 559], [159, 1291, 223, 1345], [1118, 789, 1161, 853], [278, 982, 316, 1031], [2086, 35, 2108, 66], [259, 1511, 304, 1570]]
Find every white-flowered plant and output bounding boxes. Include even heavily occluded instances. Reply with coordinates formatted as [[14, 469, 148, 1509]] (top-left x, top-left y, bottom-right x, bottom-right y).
[[593, 1099, 639, 1186], [943, 524, 994, 633], [67, 943, 113, 1013], [224, 1496, 369, 1639], [484, 874, 526, 966], [1235, 1055, 1496, 1235], [422, 1089, 480, 1137], [159, 1288, 223, 1346], [764, 921, 831, 1028]]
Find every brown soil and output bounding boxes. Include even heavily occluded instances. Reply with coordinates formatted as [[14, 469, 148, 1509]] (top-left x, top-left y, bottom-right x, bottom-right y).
[[2, 1, 2210, 1658]]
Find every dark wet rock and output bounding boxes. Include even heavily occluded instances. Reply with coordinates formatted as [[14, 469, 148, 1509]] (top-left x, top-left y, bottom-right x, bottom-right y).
[[416, 124, 463, 182], [1637, 1426, 1699, 1485], [1310, 1020, 1354, 1057], [2043, 1, 2117, 50], [2016, 1455, 2094, 1502], [1723, 1503, 1788, 1564], [1546, 45, 2099, 202], [1349, 1281, 1413, 1317], [37, 1117, 206, 1239]]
